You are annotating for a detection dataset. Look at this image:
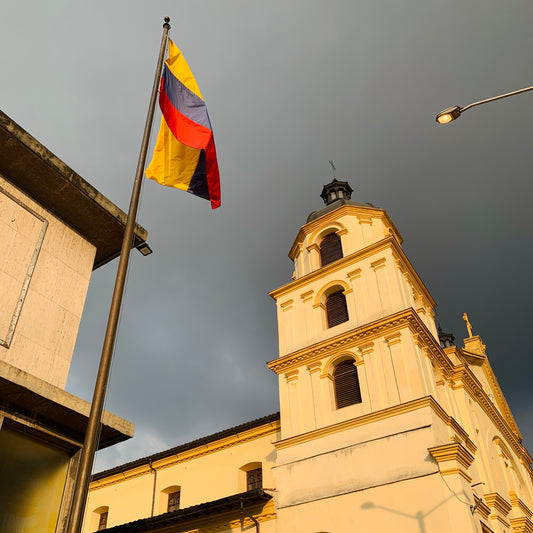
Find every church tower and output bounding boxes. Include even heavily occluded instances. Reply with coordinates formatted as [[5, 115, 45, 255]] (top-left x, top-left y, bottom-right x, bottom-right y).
[[268, 179, 533, 533]]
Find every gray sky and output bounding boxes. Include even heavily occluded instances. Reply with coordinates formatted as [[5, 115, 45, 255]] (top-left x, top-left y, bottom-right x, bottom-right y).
[[2, 0, 532, 472]]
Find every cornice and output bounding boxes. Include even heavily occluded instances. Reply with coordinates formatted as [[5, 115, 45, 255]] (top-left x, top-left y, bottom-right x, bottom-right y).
[[274, 395, 476, 452], [288, 203, 403, 259], [90, 421, 281, 490], [273, 236, 396, 299], [484, 492, 512, 517], [272, 236, 435, 308], [428, 442, 475, 469], [268, 307, 532, 469], [481, 358, 522, 441], [268, 308, 437, 375], [510, 491, 533, 519], [509, 517, 533, 533], [474, 495, 491, 520], [449, 365, 531, 467], [438, 467, 472, 483]]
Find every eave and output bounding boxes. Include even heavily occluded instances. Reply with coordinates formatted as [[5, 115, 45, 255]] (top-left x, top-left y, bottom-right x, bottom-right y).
[[271, 235, 436, 310], [0, 110, 148, 270], [0, 360, 133, 451], [101, 489, 272, 532], [288, 203, 403, 260]]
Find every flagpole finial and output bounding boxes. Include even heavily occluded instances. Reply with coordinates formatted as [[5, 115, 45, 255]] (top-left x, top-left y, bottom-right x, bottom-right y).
[[164, 16, 171, 29]]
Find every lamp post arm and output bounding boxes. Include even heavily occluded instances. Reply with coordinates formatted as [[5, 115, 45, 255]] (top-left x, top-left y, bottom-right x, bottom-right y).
[[461, 85, 533, 113]]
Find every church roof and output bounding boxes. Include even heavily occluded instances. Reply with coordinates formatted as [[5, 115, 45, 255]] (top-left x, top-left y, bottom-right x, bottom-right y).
[[306, 197, 376, 223], [99, 489, 271, 532], [92, 412, 280, 481]]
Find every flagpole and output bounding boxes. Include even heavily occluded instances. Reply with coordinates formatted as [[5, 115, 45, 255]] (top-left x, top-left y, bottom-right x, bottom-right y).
[[66, 17, 171, 533]]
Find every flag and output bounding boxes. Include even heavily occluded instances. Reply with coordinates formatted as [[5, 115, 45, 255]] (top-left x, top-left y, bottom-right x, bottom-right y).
[[146, 40, 221, 209]]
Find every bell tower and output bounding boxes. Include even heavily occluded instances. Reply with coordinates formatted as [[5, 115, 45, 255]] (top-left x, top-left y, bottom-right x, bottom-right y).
[[268, 178, 533, 533], [269, 179, 439, 439]]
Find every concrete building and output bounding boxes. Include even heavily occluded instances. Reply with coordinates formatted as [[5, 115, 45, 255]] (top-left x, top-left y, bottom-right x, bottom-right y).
[[83, 179, 533, 533], [0, 110, 148, 533]]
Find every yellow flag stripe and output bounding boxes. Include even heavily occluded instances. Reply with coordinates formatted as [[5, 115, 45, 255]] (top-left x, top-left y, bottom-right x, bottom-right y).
[[145, 117, 202, 189]]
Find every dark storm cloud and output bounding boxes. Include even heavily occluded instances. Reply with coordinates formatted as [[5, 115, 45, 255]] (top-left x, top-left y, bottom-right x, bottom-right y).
[[2, 0, 532, 471]]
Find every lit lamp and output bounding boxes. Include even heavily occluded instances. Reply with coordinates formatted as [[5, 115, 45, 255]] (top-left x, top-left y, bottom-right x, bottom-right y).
[[435, 85, 533, 124], [436, 106, 461, 124]]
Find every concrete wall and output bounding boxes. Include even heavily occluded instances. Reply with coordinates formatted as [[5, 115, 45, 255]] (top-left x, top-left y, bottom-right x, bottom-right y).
[[0, 176, 95, 388]]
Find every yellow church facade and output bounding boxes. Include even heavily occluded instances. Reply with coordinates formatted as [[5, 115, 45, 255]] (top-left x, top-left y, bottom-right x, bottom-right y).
[[83, 179, 533, 533]]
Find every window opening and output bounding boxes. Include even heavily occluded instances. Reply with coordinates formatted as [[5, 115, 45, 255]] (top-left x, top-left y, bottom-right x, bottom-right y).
[[326, 290, 348, 328], [98, 511, 108, 531], [247, 468, 262, 490], [320, 233, 343, 267], [334, 360, 362, 408], [168, 490, 180, 512]]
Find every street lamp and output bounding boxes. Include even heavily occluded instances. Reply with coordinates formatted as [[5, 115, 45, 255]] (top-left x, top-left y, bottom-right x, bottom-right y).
[[436, 85, 533, 124]]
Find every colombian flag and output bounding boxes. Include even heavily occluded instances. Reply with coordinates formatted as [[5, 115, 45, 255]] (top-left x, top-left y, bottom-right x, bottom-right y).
[[146, 40, 221, 209]]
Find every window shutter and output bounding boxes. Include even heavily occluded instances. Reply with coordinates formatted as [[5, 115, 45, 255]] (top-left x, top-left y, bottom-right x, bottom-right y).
[[326, 291, 349, 328], [334, 360, 362, 408], [320, 233, 343, 267]]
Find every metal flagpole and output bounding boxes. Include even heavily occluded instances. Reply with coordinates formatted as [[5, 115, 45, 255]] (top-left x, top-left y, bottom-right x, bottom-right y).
[[66, 17, 171, 533]]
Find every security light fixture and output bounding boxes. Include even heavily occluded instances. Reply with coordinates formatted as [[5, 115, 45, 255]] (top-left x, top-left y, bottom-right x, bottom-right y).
[[136, 242, 153, 256]]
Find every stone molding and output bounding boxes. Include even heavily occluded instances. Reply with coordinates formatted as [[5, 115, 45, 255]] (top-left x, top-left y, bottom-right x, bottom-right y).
[[268, 307, 530, 468], [90, 422, 281, 490], [428, 442, 475, 483], [273, 236, 435, 310], [274, 395, 475, 452], [484, 492, 512, 528]]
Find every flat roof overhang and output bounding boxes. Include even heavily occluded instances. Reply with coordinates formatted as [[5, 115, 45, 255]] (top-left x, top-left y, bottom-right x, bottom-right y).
[[0, 360, 134, 451], [0, 110, 148, 270]]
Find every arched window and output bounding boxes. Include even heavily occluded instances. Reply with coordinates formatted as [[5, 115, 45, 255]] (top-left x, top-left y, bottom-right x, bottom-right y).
[[320, 233, 343, 267], [326, 290, 348, 328], [160, 486, 181, 514], [92, 506, 109, 531], [334, 360, 362, 408], [247, 467, 262, 490], [168, 490, 180, 512], [98, 511, 108, 531], [239, 462, 262, 492]]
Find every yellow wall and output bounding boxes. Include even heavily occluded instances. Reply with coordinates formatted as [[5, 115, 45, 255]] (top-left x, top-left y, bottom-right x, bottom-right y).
[[0, 425, 70, 533], [83, 422, 280, 532], [272, 204, 437, 358]]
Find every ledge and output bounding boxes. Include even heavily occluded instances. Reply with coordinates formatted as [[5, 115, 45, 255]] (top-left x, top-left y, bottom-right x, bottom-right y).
[[0, 110, 148, 269], [0, 360, 133, 450]]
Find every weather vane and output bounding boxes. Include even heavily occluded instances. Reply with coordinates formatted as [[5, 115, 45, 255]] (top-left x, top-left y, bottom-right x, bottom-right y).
[[328, 160, 336, 178]]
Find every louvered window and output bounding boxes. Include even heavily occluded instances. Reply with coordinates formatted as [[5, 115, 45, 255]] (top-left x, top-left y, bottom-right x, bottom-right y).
[[168, 491, 180, 512], [98, 511, 108, 531], [326, 290, 348, 328], [247, 468, 262, 490], [320, 233, 343, 267], [334, 360, 362, 408]]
